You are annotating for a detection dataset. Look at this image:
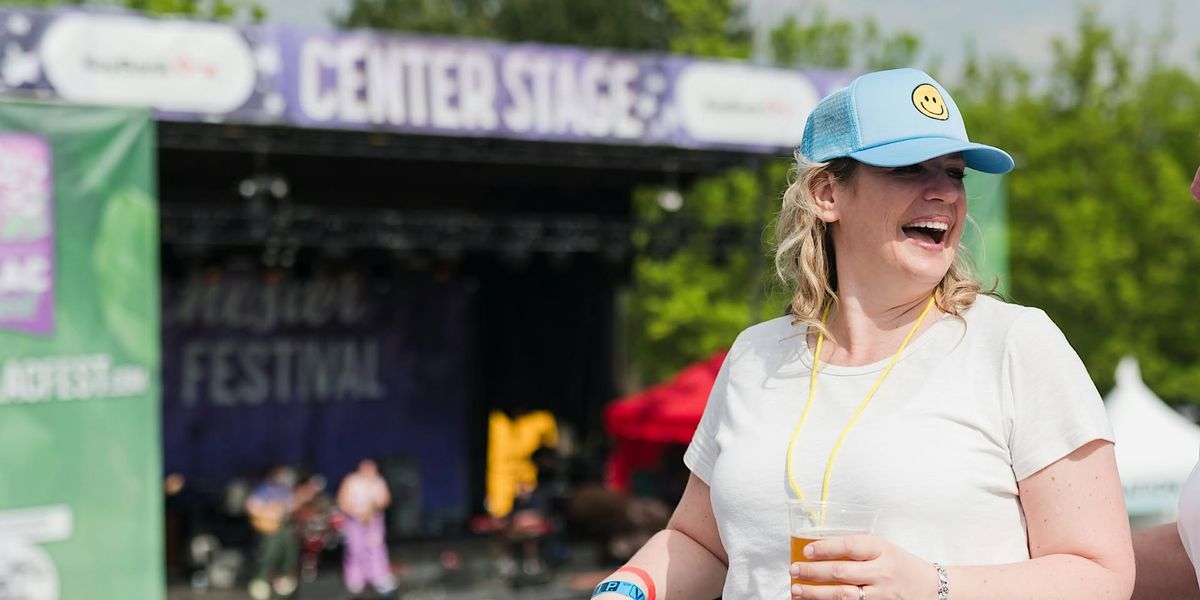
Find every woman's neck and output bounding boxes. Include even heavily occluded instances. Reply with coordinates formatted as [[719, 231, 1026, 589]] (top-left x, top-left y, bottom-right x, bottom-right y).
[[812, 289, 940, 367]]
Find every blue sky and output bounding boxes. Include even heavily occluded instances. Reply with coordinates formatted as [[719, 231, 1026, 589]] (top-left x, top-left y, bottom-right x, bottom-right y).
[[260, 0, 1200, 80]]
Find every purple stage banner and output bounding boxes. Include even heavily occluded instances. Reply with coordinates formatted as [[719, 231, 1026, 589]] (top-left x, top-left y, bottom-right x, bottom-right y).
[[161, 272, 472, 526], [0, 7, 853, 152]]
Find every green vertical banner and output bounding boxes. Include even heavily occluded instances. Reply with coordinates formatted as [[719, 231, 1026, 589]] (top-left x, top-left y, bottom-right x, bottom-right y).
[[964, 170, 1009, 295], [0, 102, 161, 600]]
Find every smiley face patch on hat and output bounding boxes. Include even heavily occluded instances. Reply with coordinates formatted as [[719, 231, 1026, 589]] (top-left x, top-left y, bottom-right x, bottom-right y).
[[911, 84, 949, 121]]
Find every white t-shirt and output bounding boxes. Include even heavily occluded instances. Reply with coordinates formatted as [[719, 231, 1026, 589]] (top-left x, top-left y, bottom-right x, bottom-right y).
[[1177, 454, 1200, 584], [684, 295, 1113, 599]]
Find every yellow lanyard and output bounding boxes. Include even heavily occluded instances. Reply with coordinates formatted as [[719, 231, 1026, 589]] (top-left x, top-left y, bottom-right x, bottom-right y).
[[786, 295, 937, 502]]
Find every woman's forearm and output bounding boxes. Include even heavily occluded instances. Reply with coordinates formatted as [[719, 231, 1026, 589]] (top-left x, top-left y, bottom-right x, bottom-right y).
[[594, 527, 727, 600], [1132, 522, 1199, 600], [947, 554, 1133, 599]]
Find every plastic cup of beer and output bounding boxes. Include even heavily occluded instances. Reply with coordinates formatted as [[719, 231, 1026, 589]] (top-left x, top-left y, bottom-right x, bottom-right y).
[[788, 500, 879, 586]]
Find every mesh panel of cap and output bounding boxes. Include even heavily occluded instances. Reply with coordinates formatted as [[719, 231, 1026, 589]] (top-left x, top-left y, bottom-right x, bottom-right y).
[[799, 86, 859, 163]]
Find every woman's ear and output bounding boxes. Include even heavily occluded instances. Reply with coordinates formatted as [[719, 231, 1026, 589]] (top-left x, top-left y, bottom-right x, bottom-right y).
[[812, 172, 840, 223]]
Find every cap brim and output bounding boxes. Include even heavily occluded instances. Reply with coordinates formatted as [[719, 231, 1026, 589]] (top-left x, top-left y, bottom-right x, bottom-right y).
[[848, 137, 1014, 174]]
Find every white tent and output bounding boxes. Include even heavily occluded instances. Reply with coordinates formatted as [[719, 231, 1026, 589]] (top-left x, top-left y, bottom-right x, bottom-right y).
[[1105, 356, 1200, 520]]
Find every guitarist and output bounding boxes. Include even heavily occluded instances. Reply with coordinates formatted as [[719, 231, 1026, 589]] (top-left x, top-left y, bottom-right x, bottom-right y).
[[245, 465, 302, 600]]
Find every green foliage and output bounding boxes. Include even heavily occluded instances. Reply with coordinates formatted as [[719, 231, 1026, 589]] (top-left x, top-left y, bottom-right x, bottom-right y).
[[493, 0, 672, 50], [769, 7, 919, 71], [132, 0, 265, 21], [0, 0, 84, 6], [770, 11, 852, 69], [663, 0, 750, 59], [336, 0, 749, 56], [336, 0, 498, 37], [0, 0, 266, 20], [629, 164, 792, 384], [956, 10, 1200, 403]]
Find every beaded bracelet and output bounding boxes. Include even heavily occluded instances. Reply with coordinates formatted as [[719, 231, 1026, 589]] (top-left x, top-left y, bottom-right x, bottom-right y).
[[933, 562, 949, 600]]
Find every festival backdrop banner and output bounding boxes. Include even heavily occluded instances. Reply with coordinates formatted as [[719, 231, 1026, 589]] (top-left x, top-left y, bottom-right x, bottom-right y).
[[161, 274, 472, 530], [0, 101, 162, 600]]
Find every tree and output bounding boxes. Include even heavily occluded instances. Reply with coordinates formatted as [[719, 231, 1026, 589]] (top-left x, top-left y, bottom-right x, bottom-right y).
[[769, 7, 919, 72], [119, 0, 264, 20], [336, 0, 497, 37], [0, 0, 265, 20], [955, 9, 1200, 403], [628, 164, 789, 384], [336, 0, 751, 56]]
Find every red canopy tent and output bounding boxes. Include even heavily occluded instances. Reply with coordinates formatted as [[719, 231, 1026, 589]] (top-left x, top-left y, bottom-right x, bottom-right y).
[[604, 350, 727, 491]]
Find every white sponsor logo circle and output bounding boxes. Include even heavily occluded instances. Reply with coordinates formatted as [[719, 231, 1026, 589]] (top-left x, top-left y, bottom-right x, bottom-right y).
[[41, 14, 255, 113], [676, 63, 819, 148], [0, 541, 58, 600]]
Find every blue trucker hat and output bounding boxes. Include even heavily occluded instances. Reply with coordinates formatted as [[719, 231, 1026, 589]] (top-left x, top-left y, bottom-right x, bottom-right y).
[[799, 68, 1014, 174]]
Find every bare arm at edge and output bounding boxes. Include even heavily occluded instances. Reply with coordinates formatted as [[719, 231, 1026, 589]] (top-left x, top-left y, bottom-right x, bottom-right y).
[[594, 473, 728, 600], [1132, 522, 1200, 600]]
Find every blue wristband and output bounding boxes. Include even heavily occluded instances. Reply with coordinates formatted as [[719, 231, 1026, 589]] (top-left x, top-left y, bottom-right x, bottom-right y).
[[592, 580, 648, 600]]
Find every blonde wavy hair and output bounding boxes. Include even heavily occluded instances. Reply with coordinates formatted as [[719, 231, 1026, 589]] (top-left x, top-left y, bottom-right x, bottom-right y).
[[773, 154, 982, 334]]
